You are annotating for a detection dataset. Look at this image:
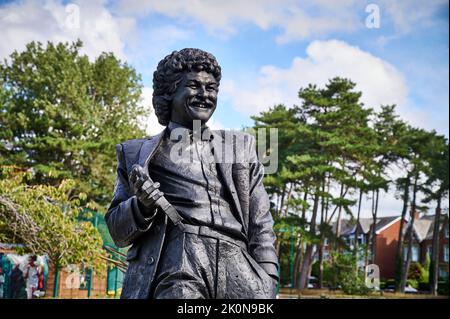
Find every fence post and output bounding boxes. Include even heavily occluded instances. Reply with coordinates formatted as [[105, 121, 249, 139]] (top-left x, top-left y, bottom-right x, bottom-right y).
[[87, 268, 93, 298], [114, 267, 119, 298], [289, 226, 295, 288], [53, 266, 60, 298]]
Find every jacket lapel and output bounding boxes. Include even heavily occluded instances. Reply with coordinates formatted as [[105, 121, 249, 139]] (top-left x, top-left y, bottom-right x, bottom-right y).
[[139, 129, 167, 176]]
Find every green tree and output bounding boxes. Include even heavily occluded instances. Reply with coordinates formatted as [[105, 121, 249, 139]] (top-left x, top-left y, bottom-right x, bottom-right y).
[[399, 127, 434, 293], [331, 251, 370, 295], [367, 105, 406, 264], [0, 40, 148, 206], [0, 166, 104, 272], [421, 133, 449, 295]]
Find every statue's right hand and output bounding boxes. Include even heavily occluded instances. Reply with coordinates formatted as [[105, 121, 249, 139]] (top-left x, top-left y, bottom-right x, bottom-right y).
[[129, 165, 164, 215]]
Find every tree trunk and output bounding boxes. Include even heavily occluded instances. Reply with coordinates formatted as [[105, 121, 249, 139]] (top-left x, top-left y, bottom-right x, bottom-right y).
[[354, 188, 363, 255], [279, 187, 286, 216], [430, 197, 442, 295], [298, 188, 320, 290], [293, 239, 303, 289], [371, 189, 380, 264], [334, 183, 345, 252], [318, 244, 324, 289], [301, 187, 308, 220], [395, 176, 410, 291], [318, 177, 326, 289], [400, 173, 419, 293], [283, 183, 294, 216], [276, 191, 282, 216]]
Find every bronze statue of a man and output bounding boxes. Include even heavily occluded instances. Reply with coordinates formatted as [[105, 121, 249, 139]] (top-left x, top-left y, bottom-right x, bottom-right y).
[[105, 48, 279, 299]]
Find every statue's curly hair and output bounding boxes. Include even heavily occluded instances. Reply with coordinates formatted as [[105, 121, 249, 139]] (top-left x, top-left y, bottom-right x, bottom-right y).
[[152, 48, 222, 126]]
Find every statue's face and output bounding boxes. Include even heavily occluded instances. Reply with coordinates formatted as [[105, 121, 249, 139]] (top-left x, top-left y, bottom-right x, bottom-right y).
[[170, 71, 218, 127]]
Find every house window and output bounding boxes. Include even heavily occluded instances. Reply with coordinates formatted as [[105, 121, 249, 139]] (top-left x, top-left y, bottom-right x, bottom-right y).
[[348, 237, 355, 248], [439, 267, 448, 280], [427, 245, 433, 258], [412, 245, 419, 262], [444, 245, 449, 263], [404, 246, 420, 262], [445, 227, 449, 239]]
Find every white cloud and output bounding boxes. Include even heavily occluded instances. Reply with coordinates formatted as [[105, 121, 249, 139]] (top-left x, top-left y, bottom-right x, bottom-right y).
[[222, 40, 408, 115], [114, 0, 447, 44], [381, 0, 448, 34], [114, 0, 361, 43], [0, 0, 133, 60], [138, 87, 165, 136], [207, 117, 226, 130]]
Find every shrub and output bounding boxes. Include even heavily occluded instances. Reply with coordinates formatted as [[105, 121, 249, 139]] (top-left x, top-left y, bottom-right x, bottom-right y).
[[437, 279, 449, 295], [331, 252, 371, 295], [408, 262, 426, 281], [311, 260, 333, 284], [407, 279, 419, 289]]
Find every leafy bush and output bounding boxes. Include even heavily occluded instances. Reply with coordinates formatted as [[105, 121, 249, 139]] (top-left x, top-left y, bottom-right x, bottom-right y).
[[408, 262, 426, 281], [331, 252, 371, 295], [407, 279, 419, 289], [0, 167, 104, 272], [311, 260, 333, 283]]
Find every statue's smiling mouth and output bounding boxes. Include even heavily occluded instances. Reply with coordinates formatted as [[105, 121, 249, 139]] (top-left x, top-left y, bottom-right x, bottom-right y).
[[189, 100, 213, 110]]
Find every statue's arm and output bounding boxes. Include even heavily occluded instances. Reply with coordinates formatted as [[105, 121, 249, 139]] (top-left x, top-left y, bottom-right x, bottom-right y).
[[247, 135, 279, 281], [105, 143, 157, 248]]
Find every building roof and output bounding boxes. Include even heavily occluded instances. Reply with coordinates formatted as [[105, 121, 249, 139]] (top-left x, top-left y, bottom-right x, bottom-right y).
[[333, 219, 356, 236], [412, 214, 448, 242], [413, 218, 433, 242], [332, 215, 400, 236]]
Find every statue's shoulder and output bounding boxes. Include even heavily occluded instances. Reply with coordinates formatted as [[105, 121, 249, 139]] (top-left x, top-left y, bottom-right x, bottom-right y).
[[212, 129, 254, 140], [120, 137, 148, 149]]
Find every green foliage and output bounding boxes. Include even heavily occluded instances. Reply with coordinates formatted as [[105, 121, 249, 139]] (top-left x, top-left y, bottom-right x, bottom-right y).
[[250, 77, 449, 294], [311, 260, 333, 283], [437, 279, 449, 295], [331, 252, 370, 295], [422, 254, 430, 283], [408, 262, 427, 282], [0, 40, 148, 206], [273, 215, 307, 244], [0, 166, 104, 271]]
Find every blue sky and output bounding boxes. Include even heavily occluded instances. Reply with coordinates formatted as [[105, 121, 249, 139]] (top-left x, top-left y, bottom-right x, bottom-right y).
[[1, 0, 448, 134], [0, 0, 448, 216]]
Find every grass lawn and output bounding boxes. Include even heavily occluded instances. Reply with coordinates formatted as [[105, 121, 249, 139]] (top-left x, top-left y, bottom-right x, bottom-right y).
[[277, 288, 449, 299]]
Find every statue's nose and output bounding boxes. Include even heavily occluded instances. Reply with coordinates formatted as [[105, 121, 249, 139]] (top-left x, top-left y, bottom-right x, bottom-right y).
[[197, 86, 206, 97]]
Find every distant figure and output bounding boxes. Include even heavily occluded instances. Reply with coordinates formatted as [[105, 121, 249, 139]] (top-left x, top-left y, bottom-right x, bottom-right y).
[[10, 264, 26, 299], [0, 267, 5, 298], [24, 255, 40, 299]]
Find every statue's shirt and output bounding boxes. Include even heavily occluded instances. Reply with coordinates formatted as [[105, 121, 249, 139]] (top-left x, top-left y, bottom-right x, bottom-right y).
[[148, 122, 245, 241]]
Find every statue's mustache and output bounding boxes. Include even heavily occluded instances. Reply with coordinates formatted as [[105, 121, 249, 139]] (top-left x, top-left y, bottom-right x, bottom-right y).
[[187, 97, 214, 109]]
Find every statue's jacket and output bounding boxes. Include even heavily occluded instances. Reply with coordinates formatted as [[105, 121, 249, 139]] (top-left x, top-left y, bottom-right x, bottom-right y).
[[105, 128, 279, 299]]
